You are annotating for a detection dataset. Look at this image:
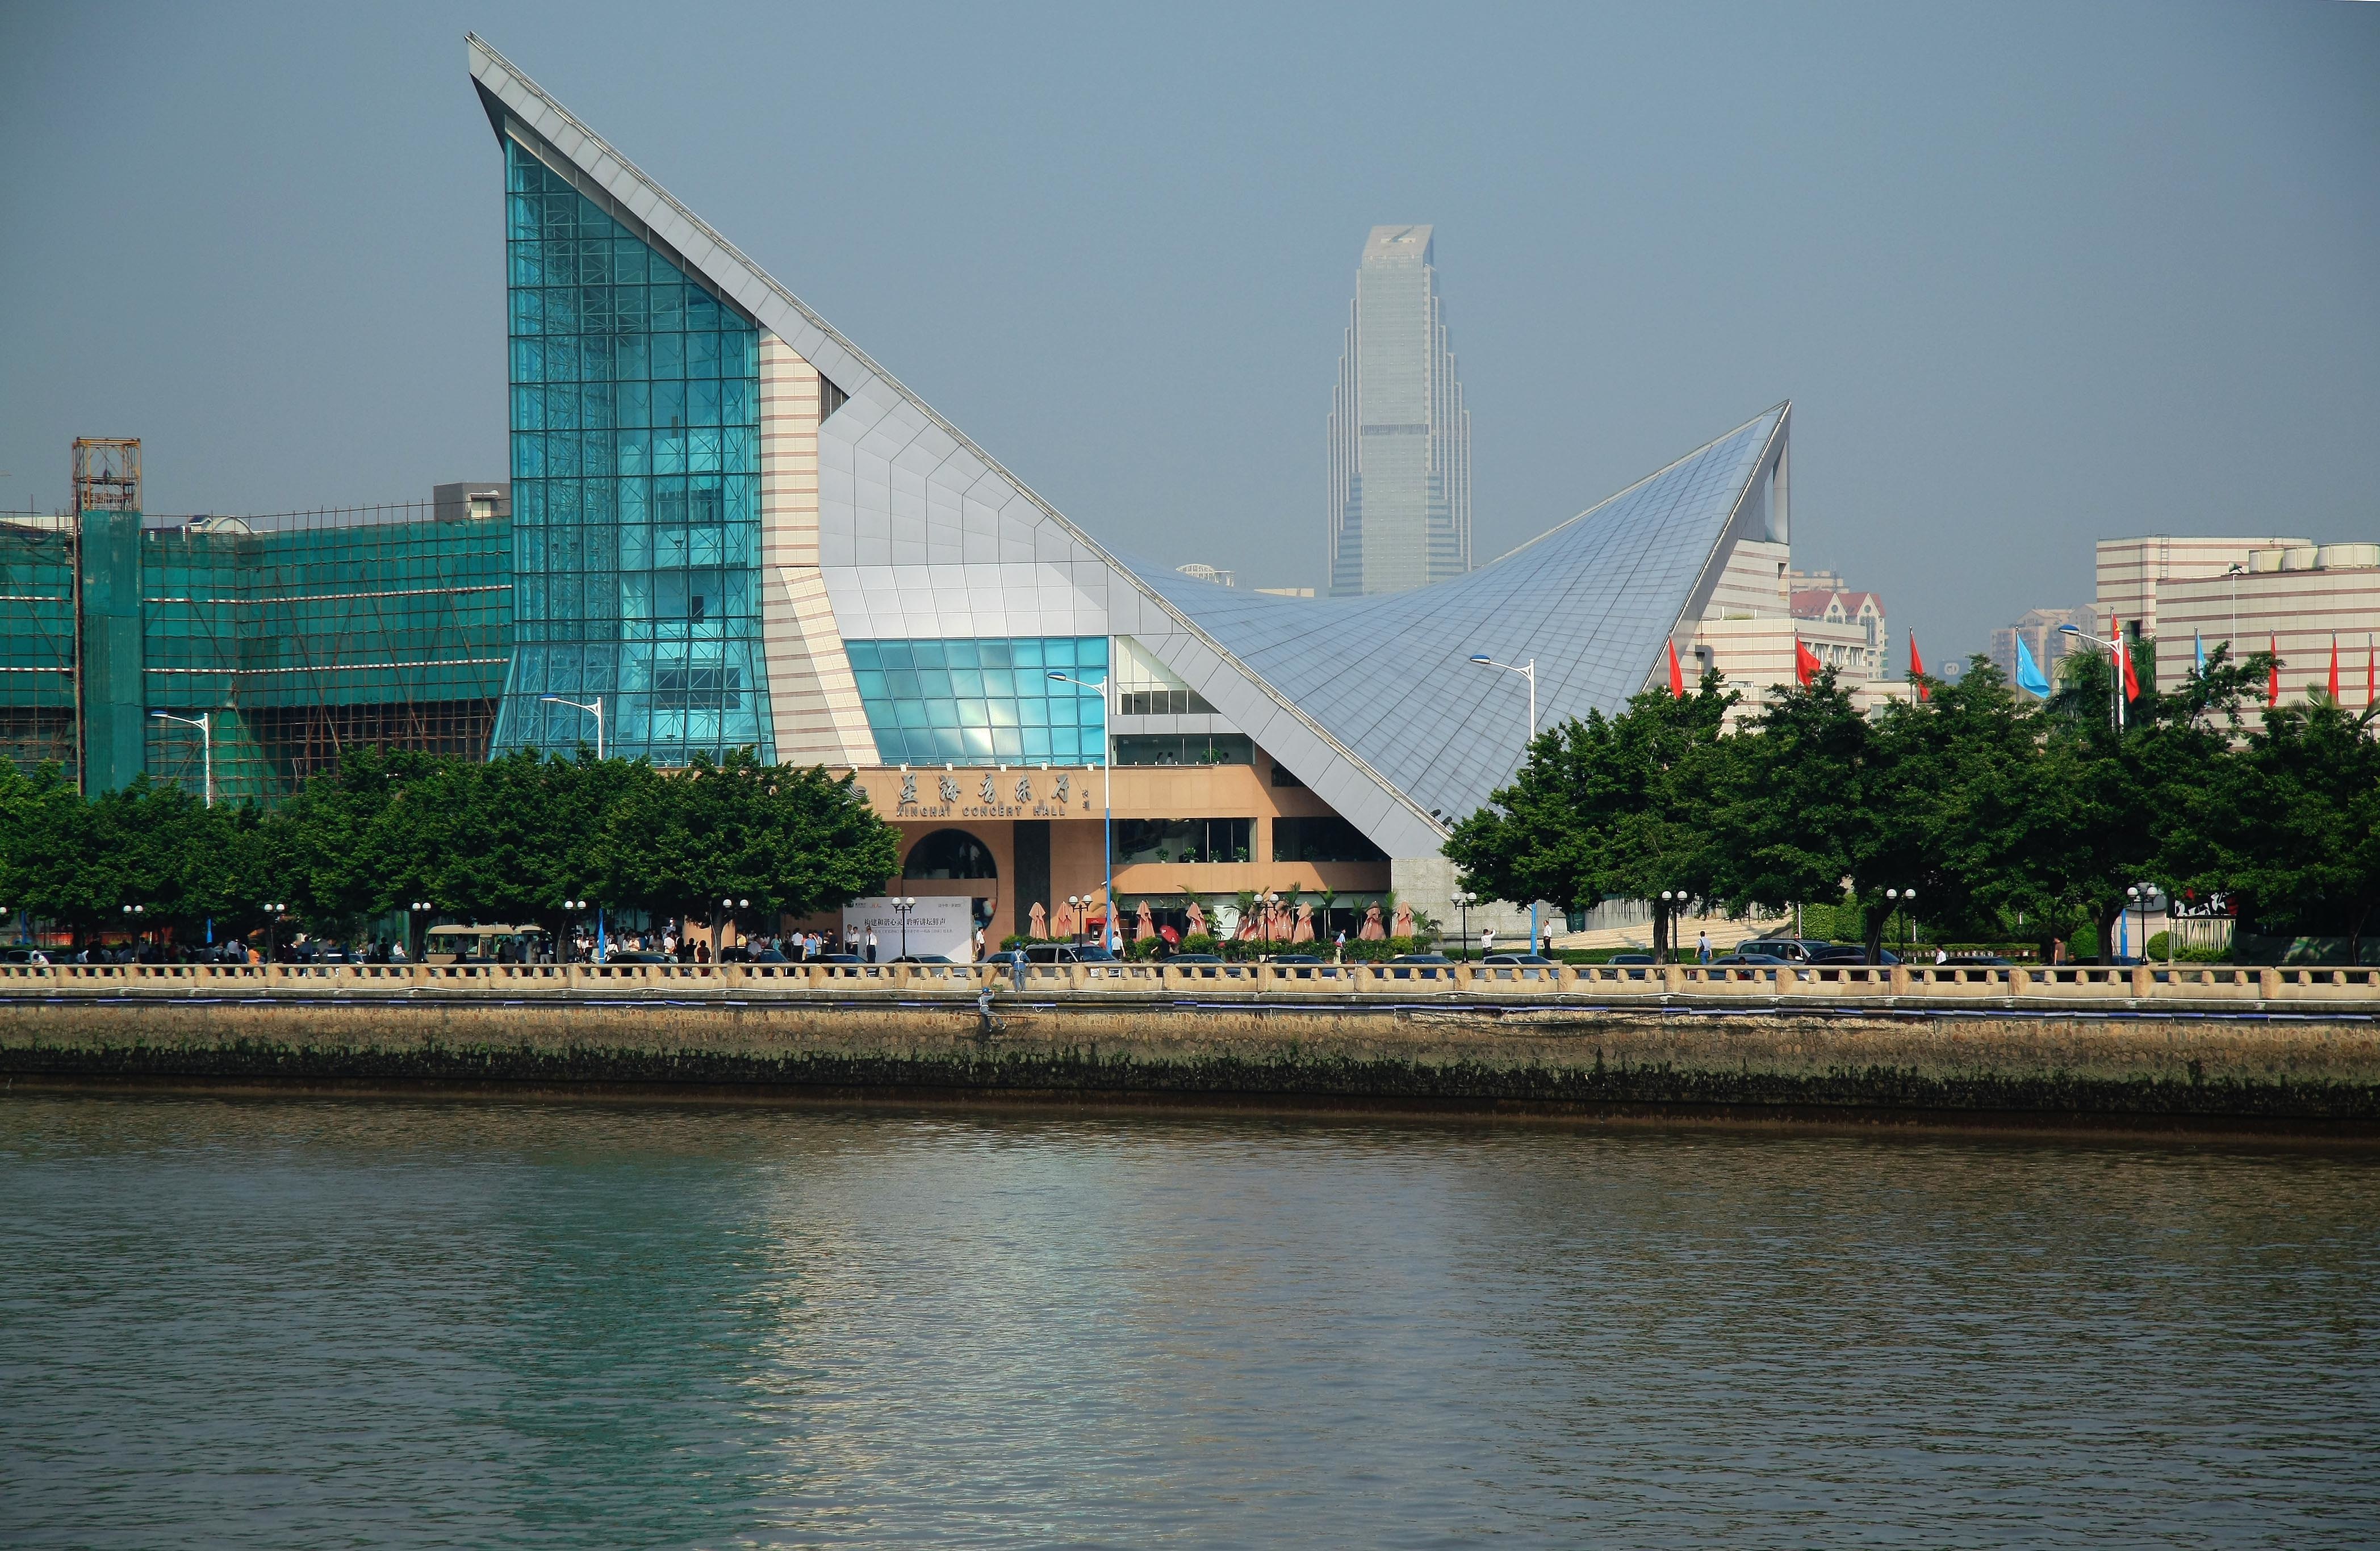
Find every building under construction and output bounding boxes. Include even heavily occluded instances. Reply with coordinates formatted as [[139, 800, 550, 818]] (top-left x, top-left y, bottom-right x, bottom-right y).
[[0, 440, 513, 804]]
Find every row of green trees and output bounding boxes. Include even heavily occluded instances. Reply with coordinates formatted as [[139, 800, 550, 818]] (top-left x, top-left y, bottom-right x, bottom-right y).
[[1446, 649, 2380, 963], [0, 747, 902, 948]]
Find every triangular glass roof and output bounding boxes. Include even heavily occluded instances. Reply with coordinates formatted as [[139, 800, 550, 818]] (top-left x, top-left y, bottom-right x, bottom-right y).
[[1135, 406, 1784, 821]]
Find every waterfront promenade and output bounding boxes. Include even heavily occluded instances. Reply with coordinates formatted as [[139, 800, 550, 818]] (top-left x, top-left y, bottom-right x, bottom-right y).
[[6, 959, 2377, 1125]]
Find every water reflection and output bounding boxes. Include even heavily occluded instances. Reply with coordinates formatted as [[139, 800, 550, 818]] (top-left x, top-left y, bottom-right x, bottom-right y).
[[3, 1096, 2375, 1547]]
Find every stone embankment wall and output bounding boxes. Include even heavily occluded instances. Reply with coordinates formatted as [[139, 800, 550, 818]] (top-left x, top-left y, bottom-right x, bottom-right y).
[[4, 991, 2377, 1124]]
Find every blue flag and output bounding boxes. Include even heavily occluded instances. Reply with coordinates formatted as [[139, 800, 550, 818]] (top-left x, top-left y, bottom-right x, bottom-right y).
[[2015, 635, 2051, 699], [2194, 631, 2206, 675]]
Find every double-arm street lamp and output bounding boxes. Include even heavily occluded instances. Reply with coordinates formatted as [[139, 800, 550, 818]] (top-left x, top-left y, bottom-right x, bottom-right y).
[[562, 898, 588, 962], [1047, 673, 1114, 952], [2124, 881, 2159, 964], [408, 900, 433, 962], [1467, 653, 1541, 949], [263, 902, 287, 962], [892, 895, 917, 958], [1884, 886, 1919, 960], [1452, 889, 1478, 961], [149, 710, 213, 807], [1658, 890, 1689, 963], [538, 694, 605, 759], [716, 896, 750, 962]]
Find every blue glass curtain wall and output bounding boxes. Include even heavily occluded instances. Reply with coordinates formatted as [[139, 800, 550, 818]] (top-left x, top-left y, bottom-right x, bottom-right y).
[[491, 137, 773, 764], [847, 637, 1109, 765]]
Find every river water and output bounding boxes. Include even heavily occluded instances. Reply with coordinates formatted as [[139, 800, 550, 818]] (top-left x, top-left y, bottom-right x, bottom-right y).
[[2, 1094, 2375, 1548]]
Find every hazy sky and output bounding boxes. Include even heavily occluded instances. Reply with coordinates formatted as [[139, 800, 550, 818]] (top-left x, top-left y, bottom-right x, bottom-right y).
[[3, 2, 2374, 663]]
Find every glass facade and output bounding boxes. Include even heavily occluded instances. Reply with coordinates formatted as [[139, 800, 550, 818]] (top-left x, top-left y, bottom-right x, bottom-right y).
[[846, 636, 1108, 766], [493, 138, 772, 765], [1113, 818, 1253, 866]]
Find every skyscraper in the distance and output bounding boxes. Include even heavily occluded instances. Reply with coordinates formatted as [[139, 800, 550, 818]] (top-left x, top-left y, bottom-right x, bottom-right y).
[[1329, 225, 1472, 596]]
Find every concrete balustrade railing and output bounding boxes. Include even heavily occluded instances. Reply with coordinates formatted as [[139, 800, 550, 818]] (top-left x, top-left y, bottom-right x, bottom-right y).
[[0, 958, 2373, 1005]]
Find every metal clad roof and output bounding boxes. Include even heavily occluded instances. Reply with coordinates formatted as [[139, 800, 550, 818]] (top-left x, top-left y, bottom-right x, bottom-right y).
[[1132, 408, 1783, 821]]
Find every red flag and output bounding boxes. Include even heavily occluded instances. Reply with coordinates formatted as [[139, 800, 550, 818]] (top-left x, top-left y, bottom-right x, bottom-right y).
[[1908, 631, 1929, 701], [2268, 634, 2281, 708], [1666, 639, 1685, 698], [1795, 636, 1821, 687], [2327, 634, 2339, 702], [2118, 623, 2141, 702]]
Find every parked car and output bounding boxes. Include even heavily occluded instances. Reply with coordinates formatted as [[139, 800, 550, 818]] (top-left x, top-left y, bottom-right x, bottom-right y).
[[1606, 952, 1655, 965], [1710, 951, 1788, 966], [1264, 953, 1324, 964], [891, 954, 952, 965], [1480, 953, 1557, 966], [1735, 938, 1838, 963], [1804, 945, 1900, 966], [1166, 953, 1225, 964], [1388, 953, 1453, 965], [1021, 943, 1117, 965], [600, 950, 676, 964]]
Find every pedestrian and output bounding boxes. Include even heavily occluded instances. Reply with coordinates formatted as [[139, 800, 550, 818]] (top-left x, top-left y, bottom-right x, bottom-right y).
[[1697, 929, 1713, 963], [865, 929, 879, 963], [1334, 928, 1346, 963], [1481, 925, 1495, 957]]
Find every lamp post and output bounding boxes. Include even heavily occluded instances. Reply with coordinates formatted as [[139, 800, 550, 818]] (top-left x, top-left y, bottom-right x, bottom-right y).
[[149, 710, 212, 807], [538, 693, 605, 760], [562, 898, 587, 962], [1047, 673, 1114, 953], [1066, 894, 1083, 949], [1451, 889, 1479, 961], [714, 896, 749, 962], [2124, 882, 2157, 965], [122, 902, 145, 959], [1468, 653, 1539, 948], [893, 895, 917, 959], [1260, 890, 1280, 950], [1658, 890, 1687, 963], [2056, 623, 2127, 732], [1884, 886, 1918, 962], [408, 900, 433, 963], [263, 902, 287, 963]]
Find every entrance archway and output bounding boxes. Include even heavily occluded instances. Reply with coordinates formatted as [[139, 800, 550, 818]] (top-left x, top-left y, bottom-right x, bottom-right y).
[[903, 829, 997, 880]]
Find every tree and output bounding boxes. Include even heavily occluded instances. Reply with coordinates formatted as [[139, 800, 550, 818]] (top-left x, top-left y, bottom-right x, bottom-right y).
[[1704, 669, 1875, 933], [2189, 698, 2380, 963], [2022, 640, 2262, 962], [1446, 671, 1734, 960]]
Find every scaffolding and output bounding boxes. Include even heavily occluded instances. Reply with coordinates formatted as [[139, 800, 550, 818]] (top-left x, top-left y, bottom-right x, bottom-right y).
[[137, 502, 514, 805], [0, 510, 80, 779]]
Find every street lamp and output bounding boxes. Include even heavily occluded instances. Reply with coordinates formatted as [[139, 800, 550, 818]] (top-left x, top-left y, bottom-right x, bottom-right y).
[[149, 710, 213, 807], [122, 903, 145, 959], [1261, 890, 1280, 950], [1066, 894, 1083, 948], [2056, 623, 2128, 731], [1658, 890, 1687, 963], [562, 898, 587, 962], [892, 895, 917, 958], [263, 902, 287, 963], [2124, 882, 2157, 964], [408, 900, 433, 963], [1884, 886, 1919, 961], [1047, 673, 1115, 953], [1452, 889, 1478, 962], [1468, 653, 1541, 949], [714, 896, 750, 962], [538, 693, 605, 760]]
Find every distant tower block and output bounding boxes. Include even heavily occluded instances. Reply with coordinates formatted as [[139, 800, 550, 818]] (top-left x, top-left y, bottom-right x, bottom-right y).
[[72, 437, 141, 515]]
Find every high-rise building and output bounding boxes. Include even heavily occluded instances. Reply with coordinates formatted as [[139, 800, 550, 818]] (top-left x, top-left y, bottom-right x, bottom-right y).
[[1328, 225, 1471, 597]]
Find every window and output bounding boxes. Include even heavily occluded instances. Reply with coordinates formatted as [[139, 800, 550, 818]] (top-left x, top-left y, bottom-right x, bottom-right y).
[[1272, 816, 1386, 864], [1113, 733, 1252, 766], [1269, 758, 1306, 787], [1112, 818, 1253, 866], [492, 137, 768, 767], [847, 636, 1107, 765], [1116, 688, 1217, 717]]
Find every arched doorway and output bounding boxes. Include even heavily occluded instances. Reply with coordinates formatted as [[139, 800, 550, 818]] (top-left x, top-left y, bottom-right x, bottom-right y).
[[904, 829, 997, 881], [903, 829, 1000, 945]]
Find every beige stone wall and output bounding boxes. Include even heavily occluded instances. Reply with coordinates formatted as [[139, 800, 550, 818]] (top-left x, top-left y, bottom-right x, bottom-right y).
[[759, 333, 878, 764]]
